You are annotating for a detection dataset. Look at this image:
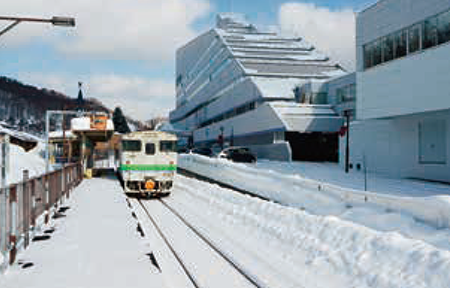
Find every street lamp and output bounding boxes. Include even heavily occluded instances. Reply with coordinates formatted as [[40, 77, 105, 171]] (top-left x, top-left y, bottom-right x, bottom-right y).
[[0, 15, 75, 37]]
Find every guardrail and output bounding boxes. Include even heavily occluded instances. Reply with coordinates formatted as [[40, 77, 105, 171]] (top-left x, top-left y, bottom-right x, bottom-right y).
[[179, 154, 450, 229], [0, 162, 83, 269]]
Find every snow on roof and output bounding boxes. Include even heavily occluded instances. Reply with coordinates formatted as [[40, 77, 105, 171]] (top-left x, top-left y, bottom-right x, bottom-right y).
[[71, 117, 114, 131], [217, 13, 250, 27], [251, 77, 305, 99], [49, 130, 76, 139], [214, 15, 345, 79], [0, 124, 42, 143]]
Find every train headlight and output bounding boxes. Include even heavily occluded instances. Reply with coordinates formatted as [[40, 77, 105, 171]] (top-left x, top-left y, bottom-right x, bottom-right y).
[[145, 180, 155, 190]]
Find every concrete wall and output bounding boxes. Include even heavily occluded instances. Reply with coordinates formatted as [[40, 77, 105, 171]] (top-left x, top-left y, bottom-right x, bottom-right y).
[[357, 43, 450, 119], [193, 102, 285, 143], [249, 142, 292, 162], [356, 0, 450, 120], [340, 109, 450, 182]]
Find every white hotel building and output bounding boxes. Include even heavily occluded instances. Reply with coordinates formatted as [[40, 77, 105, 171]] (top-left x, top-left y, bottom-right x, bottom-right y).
[[170, 14, 346, 161], [348, 0, 450, 182]]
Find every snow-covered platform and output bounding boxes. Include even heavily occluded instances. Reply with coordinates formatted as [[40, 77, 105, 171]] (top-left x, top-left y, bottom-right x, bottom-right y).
[[0, 178, 165, 288]]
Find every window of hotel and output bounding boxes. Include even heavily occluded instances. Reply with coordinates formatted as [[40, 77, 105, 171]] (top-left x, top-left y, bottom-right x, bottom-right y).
[[438, 10, 450, 44], [382, 35, 394, 62], [337, 84, 355, 103], [373, 39, 382, 66], [211, 58, 231, 80], [364, 43, 373, 68], [408, 24, 422, 53], [394, 30, 407, 58], [423, 17, 439, 49], [364, 8, 450, 70]]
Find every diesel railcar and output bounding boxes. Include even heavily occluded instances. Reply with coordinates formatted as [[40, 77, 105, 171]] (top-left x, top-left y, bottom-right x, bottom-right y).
[[119, 131, 177, 197]]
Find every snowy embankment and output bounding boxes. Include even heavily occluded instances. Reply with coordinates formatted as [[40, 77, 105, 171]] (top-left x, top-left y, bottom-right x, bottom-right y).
[[178, 154, 450, 229], [170, 175, 450, 288], [7, 143, 46, 185]]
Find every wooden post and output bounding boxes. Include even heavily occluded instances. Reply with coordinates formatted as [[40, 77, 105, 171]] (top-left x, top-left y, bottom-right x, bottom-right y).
[[23, 170, 30, 249], [9, 185, 17, 265]]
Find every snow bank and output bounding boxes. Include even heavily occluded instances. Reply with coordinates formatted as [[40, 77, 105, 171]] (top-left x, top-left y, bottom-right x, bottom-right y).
[[171, 175, 450, 288], [179, 154, 450, 228], [8, 143, 46, 185]]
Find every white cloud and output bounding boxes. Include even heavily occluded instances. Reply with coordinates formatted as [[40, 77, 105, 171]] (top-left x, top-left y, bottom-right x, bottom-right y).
[[278, 2, 355, 71], [88, 75, 174, 120], [0, 0, 210, 62], [18, 72, 174, 121]]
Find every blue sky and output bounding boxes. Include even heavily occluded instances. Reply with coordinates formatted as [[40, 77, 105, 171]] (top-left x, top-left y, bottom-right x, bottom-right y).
[[0, 0, 373, 120]]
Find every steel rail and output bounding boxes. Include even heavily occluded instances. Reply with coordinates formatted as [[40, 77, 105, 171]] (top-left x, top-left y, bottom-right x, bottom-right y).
[[137, 199, 201, 288], [158, 199, 267, 288]]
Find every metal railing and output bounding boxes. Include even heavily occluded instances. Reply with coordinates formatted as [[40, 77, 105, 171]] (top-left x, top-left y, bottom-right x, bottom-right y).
[[0, 162, 83, 269]]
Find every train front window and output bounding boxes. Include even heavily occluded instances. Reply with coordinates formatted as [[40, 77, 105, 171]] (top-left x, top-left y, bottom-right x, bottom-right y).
[[122, 140, 141, 152], [160, 141, 177, 152], [145, 143, 155, 155]]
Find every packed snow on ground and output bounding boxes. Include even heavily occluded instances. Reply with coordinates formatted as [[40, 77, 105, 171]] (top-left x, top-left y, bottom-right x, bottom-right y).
[[168, 174, 450, 288], [255, 159, 450, 197], [0, 178, 166, 288], [178, 154, 450, 250]]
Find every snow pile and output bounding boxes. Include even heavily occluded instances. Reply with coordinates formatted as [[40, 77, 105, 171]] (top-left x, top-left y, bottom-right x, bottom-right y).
[[170, 175, 450, 288], [178, 154, 450, 229], [71, 117, 114, 131], [8, 143, 45, 185], [48, 130, 76, 139], [71, 117, 91, 130]]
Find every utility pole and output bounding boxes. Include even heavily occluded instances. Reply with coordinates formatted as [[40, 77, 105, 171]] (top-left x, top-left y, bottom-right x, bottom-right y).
[[344, 110, 350, 173]]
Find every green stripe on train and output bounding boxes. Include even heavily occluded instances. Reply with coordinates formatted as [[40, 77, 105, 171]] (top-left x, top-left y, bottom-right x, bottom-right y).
[[119, 164, 177, 171]]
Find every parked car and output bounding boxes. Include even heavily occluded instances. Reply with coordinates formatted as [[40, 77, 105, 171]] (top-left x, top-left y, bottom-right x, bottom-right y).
[[177, 147, 190, 154], [217, 147, 257, 163], [190, 147, 214, 157]]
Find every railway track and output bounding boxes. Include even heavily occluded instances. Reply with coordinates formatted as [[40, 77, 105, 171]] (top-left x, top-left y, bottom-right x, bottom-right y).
[[134, 197, 268, 288]]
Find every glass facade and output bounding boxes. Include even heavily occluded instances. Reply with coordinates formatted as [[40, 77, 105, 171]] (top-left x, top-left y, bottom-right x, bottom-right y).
[[364, 7, 450, 69], [337, 84, 356, 103]]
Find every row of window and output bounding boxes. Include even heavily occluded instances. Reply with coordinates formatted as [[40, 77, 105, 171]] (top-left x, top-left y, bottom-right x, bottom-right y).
[[184, 39, 219, 85], [122, 140, 177, 154], [296, 92, 328, 105], [176, 56, 232, 109], [336, 84, 356, 103], [172, 76, 246, 124], [364, 8, 450, 69], [199, 100, 258, 129]]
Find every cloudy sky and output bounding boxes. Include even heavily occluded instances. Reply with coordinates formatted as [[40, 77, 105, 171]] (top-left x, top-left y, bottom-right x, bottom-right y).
[[0, 0, 373, 121]]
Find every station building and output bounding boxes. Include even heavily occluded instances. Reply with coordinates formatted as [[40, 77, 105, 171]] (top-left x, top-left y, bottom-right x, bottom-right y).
[[170, 13, 346, 161], [347, 0, 450, 182]]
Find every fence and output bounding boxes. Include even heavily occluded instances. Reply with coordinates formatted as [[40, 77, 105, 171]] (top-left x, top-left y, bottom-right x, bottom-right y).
[[0, 162, 83, 269]]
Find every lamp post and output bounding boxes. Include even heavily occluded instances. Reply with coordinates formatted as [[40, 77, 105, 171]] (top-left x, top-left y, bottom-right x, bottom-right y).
[[0, 16, 75, 37]]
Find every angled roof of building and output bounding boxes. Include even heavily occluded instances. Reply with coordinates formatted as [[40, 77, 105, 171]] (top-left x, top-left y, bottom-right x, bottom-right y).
[[214, 13, 346, 79]]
